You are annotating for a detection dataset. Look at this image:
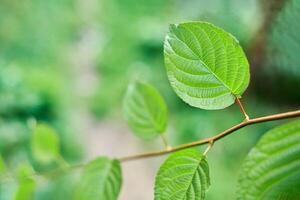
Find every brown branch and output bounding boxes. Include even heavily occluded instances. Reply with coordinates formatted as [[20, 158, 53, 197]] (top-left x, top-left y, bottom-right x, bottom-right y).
[[119, 109, 300, 162], [1, 109, 299, 183]]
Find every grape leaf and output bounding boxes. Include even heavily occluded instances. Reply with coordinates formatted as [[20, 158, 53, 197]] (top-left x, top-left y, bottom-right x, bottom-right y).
[[75, 157, 122, 200], [164, 22, 250, 110], [31, 124, 60, 164], [155, 149, 210, 200], [237, 120, 300, 199], [123, 81, 168, 139]]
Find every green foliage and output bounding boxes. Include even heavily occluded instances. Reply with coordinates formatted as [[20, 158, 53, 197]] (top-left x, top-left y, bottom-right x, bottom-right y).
[[75, 157, 122, 200], [237, 120, 300, 199], [91, 0, 170, 117], [261, 0, 300, 101], [14, 164, 36, 200], [0, 1, 298, 198], [155, 149, 210, 200], [164, 22, 250, 110], [267, 0, 300, 78], [123, 81, 168, 140], [31, 124, 60, 165], [0, 0, 79, 65]]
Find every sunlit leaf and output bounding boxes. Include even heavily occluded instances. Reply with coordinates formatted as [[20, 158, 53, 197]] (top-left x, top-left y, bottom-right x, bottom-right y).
[[75, 157, 122, 200], [164, 22, 250, 110], [31, 124, 60, 164], [14, 164, 36, 200], [237, 120, 300, 199], [123, 81, 168, 139], [155, 149, 210, 200]]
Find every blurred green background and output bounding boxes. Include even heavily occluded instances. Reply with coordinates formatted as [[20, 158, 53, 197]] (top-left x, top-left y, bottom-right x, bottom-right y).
[[0, 0, 299, 199]]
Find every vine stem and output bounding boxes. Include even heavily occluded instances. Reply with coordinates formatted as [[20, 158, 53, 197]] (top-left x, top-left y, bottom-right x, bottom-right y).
[[119, 109, 300, 162], [235, 97, 250, 121]]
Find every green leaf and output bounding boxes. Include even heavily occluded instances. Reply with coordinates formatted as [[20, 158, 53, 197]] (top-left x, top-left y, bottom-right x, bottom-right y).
[[75, 157, 122, 200], [14, 164, 36, 200], [155, 149, 210, 200], [164, 22, 250, 110], [237, 120, 300, 199], [123, 81, 168, 139], [31, 124, 60, 164], [0, 155, 6, 176]]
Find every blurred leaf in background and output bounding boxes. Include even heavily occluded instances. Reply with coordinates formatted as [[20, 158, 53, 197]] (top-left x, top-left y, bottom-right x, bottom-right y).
[[31, 124, 60, 165], [14, 164, 36, 200], [0, 155, 6, 175], [123, 82, 168, 140]]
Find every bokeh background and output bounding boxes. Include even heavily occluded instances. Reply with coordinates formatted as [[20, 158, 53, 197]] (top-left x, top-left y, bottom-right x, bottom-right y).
[[0, 0, 299, 199]]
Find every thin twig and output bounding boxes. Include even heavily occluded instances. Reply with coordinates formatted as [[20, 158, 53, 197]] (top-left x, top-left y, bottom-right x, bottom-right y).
[[236, 98, 250, 121], [119, 109, 300, 162], [203, 141, 214, 156], [2, 110, 299, 182], [160, 134, 171, 150]]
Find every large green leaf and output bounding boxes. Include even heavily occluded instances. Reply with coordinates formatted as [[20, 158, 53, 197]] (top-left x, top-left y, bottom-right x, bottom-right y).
[[75, 157, 122, 200], [31, 124, 60, 164], [164, 22, 250, 110], [123, 81, 168, 139], [155, 149, 210, 200], [237, 120, 300, 199]]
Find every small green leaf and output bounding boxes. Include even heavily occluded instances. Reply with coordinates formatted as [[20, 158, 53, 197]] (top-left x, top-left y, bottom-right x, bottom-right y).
[[0, 155, 6, 176], [14, 164, 36, 200], [123, 81, 168, 139], [237, 120, 300, 199], [75, 157, 122, 200], [164, 22, 250, 110], [31, 124, 60, 164], [155, 149, 210, 200]]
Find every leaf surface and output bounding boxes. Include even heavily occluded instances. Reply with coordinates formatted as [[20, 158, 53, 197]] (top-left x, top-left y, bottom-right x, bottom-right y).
[[237, 120, 300, 199], [164, 22, 250, 109], [75, 157, 122, 200], [123, 81, 168, 139], [155, 149, 210, 200]]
